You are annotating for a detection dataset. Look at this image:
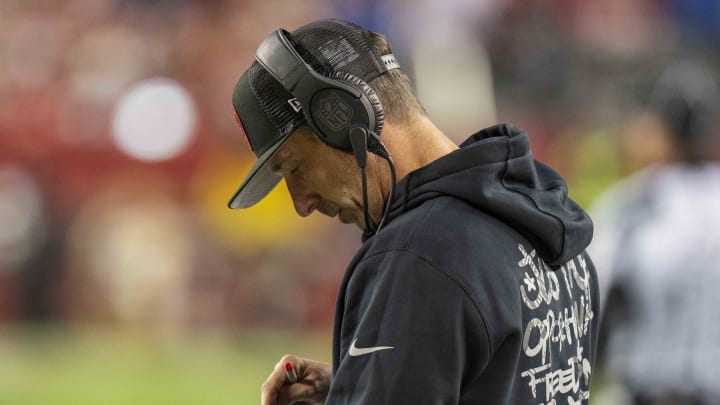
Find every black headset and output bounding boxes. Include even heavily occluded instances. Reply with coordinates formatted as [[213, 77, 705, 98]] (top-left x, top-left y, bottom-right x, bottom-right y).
[[255, 28, 396, 234], [254, 29, 385, 154]]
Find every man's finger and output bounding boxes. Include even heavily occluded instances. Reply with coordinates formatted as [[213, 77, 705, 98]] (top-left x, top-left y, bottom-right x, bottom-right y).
[[261, 355, 299, 405]]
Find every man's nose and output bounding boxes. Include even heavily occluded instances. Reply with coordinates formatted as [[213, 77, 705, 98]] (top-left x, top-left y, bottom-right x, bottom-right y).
[[285, 179, 319, 217]]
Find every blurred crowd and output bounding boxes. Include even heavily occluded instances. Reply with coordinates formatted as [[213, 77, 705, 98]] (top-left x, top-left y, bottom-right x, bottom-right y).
[[1, 0, 719, 347], [0, 0, 348, 330]]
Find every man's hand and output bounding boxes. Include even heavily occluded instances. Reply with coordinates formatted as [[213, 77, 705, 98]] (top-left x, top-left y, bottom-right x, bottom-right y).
[[261, 354, 331, 405]]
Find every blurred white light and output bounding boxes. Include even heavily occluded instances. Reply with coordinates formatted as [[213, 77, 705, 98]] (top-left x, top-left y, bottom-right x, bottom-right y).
[[111, 78, 197, 162]]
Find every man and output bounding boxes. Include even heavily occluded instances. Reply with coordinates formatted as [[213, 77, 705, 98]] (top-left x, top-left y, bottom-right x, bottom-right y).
[[591, 61, 720, 405], [228, 19, 599, 405]]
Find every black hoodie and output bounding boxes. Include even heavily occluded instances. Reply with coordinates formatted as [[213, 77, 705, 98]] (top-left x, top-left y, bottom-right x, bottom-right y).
[[326, 124, 599, 404]]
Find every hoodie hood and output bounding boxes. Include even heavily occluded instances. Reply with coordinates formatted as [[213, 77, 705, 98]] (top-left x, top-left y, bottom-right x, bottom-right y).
[[371, 123, 593, 266]]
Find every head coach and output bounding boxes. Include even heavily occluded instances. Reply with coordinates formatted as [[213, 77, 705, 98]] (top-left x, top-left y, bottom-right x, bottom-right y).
[[227, 19, 599, 405]]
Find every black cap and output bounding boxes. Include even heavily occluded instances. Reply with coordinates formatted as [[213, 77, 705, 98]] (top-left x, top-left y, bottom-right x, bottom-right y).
[[228, 19, 400, 209]]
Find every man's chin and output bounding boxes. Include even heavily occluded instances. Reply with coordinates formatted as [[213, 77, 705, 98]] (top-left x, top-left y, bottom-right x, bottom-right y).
[[338, 213, 355, 225], [337, 209, 377, 231], [338, 211, 363, 229]]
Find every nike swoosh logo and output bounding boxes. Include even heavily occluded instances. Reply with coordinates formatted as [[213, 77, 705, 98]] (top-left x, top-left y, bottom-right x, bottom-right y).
[[348, 338, 394, 357]]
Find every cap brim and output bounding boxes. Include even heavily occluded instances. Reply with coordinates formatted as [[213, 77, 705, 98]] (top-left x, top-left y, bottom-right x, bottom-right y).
[[227, 133, 293, 209]]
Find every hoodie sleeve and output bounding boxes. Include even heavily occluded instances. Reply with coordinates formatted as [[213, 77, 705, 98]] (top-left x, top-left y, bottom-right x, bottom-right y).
[[326, 250, 492, 404]]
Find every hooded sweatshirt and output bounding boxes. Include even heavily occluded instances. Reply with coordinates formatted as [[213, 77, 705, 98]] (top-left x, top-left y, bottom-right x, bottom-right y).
[[326, 124, 599, 404]]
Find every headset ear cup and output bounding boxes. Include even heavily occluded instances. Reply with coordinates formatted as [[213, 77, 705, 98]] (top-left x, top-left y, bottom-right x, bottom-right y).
[[330, 72, 384, 135]]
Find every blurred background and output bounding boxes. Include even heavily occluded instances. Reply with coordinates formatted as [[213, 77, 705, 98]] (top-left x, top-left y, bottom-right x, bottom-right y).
[[1, 0, 719, 403]]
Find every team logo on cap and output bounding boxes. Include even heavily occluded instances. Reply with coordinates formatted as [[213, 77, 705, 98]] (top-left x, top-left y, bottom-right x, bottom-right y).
[[232, 105, 253, 151], [318, 93, 353, 130]]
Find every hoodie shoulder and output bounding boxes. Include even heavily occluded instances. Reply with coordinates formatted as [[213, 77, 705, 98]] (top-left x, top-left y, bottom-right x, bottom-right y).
[[384, 195, 525, 270]]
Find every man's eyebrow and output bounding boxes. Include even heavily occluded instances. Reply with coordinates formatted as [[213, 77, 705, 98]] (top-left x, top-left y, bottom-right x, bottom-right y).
[[269, 162, 282, 174], [269, 148, 293, 174], [268, 154, 288, 174]]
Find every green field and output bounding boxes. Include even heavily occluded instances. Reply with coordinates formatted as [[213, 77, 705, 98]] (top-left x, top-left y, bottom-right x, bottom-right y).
[[0, 324, 331, 405]]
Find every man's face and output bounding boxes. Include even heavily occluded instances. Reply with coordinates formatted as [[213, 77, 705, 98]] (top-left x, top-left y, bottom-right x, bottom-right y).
[[268, 126, 380, 230]]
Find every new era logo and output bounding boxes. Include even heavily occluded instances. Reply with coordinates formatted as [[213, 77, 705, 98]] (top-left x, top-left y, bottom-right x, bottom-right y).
[[288, 98, 302, 112]]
